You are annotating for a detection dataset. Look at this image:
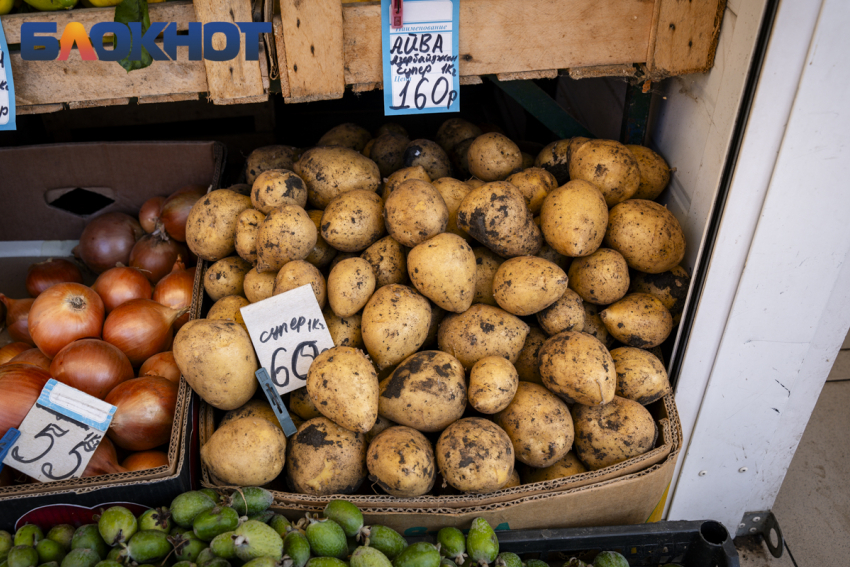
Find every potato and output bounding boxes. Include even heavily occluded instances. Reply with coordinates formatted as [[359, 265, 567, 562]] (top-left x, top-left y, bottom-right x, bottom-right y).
[[456, 182, 542, 258], [226, 183, 252, 196], [437, 304, 529, 369], [207, 295, 249, 330], [403, 139, 451, 180], [362, 138, 376, 158], [534, 137, 589, 185], [521, 152, 535, 169], [503, 469, 522, 489], [629, 265, 690, 325], [610, 346, 670, 405], [569, 140, 640, 206], [538, 331, 616, 406], [432, 177, 473, 239], [522, 451, 587, 483], [186, 189, 253, 261], [467, 133, 522, 182], [472, 247, 504, 306], [362, 284, 431, 370], [466, 176, 485, 189], [317, 123, 372, 152], [174, 320, 258, 410], [378, 351, 466, 432], [294, 146, 381, 209], [514, 327, 547, 384], [219, 399, 281, 432], [600, 293, 672, 348], [605, 200, 686, 273], [626, 145, 670, 200], [451, 138, 476, 178], [328, 258, 376, 317], [407, 233, 476, 313], [377, 123, 409, 138], [273, 260, 327, 308], [202, 417, 286, 486], [320, 190, 385, 253], [436, 118, 483, 153], [582, 302, 616, 348], [361, 236, 408, 287], [234, 209, 265, 264], [422, 303, 446, 350], [251, 169, 308, 213], [305, 210, 337, 268], [572, 396, 657, 470], [568, 248, 630, 305], [492, 256, 568, 316], [307, 346, 378, 433], [290, 387, 322, 420], [367, 426, 436, 497], [540, 180, 608, 257], [382, 165, 431, 201], [536, 289, 585, 336], [365, 415, 396, 444], [507, 168, 557, 214], [468, 356, 519, 414], [323, 308, 363, 349], [204, 256, 251, 301], [246, 145, 301, 184], [383, 179, 449, 247], [244, 267, 276, 303], [286, 417, 367, 495], [256, 205, 317, 273], [370, 133, 410, 177], [494, 382, 573, 468], [537, 243, 571, 272], [436, 418, 514, 493], [330, 252, 358, 270]]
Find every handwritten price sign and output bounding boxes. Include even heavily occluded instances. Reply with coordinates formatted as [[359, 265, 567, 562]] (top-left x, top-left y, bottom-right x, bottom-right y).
[[0, 20, 16, 130]]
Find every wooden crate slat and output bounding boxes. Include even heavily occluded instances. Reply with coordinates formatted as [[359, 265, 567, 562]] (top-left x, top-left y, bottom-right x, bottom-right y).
[[648, 0, 726, 79], [68, 97, 130, 109], [272, 15, 291, 98], [16, 104, 64, 115], [138, 93, 201, 104]]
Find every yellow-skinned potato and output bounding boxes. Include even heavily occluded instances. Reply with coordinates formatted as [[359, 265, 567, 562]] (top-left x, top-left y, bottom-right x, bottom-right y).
[[507, 168, 557, 214], [437, 304, 529, 369], [582, 302, 616, 348], [422, 302, 446, 350], [294, 146, 381, 209], [220, 399, 281, 431], [468, 133, 523, 182], [521, 152, 535, 170], [365, 415, 396, 444], [503, 469, 521, 489], [537, 244, 571, 272], [534, 137, 589, 185], [370, 133, 410, 177], [627, 145, 671, 200], [494, 382, 574, 468], [468, 356, 519, 414], [204, 256, 251, 301], [383, 179, 449, 247], [202, 417, 286, 486], [362, 138, 376, 159], [403, 139, 451, 180], [186, 189, 252, 262], [207, 295, 249, 330], [362, 284, 431, 370], [382, 165, 431, 201], [244, 267, 276, 303], [436, 417, 515, 494], [522, 450, 587, 483], [408, 233, 476, 313], [514, 327, 547, 385], [456, 182, 543, 258], [273, 260, 327, 308], [321, 190, 385, 252], [493, 256, 569, 316], [436, 118, 483, 153], [610, 346, 670, 405], [536, 289, 586, 336], [306, 210, 337, 268], [226, 184, 252, 196], [286, 417, 367, 495], [361, 236, 408, 287], [569, 140, 640, 206], [317, 123, 372, 152], [540, 180, 608, 257], [246, 145, 301, 185], [472, 247, 504, 306], [234, 208, 265, 264], [290, 387, 322, 420], [378, 351, 466, 432], [600, 293, 672, 348], [367, 426, 436, 497], [630, 265, 690, 325], [256, 205, 317, 273], [568, 248, 630, 305], [330, 253, 358, 270], [572, 396, 657, 470], [323, 308, 363, 349], [328, 258, 376, 317], [605, 200, 686, 273], [451, 138, 476, 178], [432, 177, 473, 239], [377, 123, 409, 138], [466, 176, 485, 189], [251, 169, 308, 213], [538, 331, 616, 406], [307, 346, 378, 433]]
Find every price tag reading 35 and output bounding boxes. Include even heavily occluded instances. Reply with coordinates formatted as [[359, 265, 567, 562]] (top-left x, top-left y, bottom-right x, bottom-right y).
[[382, 0, 460, 115]]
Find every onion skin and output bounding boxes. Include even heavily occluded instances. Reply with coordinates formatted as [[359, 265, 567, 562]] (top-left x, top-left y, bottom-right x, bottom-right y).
[[92, 266, 153, 313], [0, 342, 31, 365], [140, 196, 166, 234], [152, 257, 195, 331], [29, 283, 105, 359], [26, 259, 83, 298], [77, 212, 144, 274], [8, 349, 51, 372], [50, 339, 134, 400], [106, 376, 178, 451], [0, 364, 51, 438], [102, 299, 186, 366], [139, 351, 181, 383], [0, 295, 36, 346], [130, 233, 189, 285], [161, 186, 206, 242], [121, 450, 169, 471], [83, 436, 127, 477]]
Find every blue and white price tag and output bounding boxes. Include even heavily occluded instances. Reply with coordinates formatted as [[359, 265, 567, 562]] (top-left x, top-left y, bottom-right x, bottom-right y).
[[0, 19, 16, 131], [382, 0, 460, 116]]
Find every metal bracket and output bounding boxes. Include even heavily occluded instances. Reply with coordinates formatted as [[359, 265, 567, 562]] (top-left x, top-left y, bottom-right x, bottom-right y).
[[736, 511, 783, 558]]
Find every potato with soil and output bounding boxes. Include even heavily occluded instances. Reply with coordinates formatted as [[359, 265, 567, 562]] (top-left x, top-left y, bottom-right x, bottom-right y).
[[538, 331, 616, 406], [246, 145, 301, 184], [377, 122, 409, 138], [630, 266, 690, 325], [610, 346, 670, 405], [569, 140, 640, 206], [540, 180, 608, 257], [294, 146, 381, 209], [361, 236, 408, 287], [204, 256, 251, 301], [220, 399, 281, 431], [202, 417, 286, 486], [514, 327, 547, 384], [370, 133, 410, 178], [507, 168, 557, 214], [307, 346, 378, 433], [207, 295, 249, 330], [407, 233, 476, 313], [186, 189, 253, 261], [366, 415, 396, 444], [467, 133, 523, 182], [328, 258, 376, 317], [627, 145, 671, 200], [432, 178, 473, 239], [572, 396, 657, 470], [436, 118, 482, 153], [362, 284, 431, 369], [378, 351, 467, 432], [273, 260, 327, 308], [522, 450, 586, 483], [436, 417, 515, 493], [422, 302, 446, 350], [582, 302, 616, 348], [306, 210, 337, 268], [317, 123, 372, 152], [244, 268, 276, 303], [323, 308, 363, 349], [468, 356, 519, 414], [403, 139, 451, 180], [567, 248, 630, 305], [534, 137, 589, 185], [472, 247, 504, 306], [383, 179, 449, 247], [451, 138, 476, 178], [600, 293, 672, 348], [286, 417, 368, 495], [234, 209, 265, 264], [537, 243, 572, 272], [492, 256, 568, 316], [320, 192, 384, 255], [604, 200, 686, 273], [367, 426, 436, 497], [382, 165, 431, 201], [536, 289, 586, 336], [290, 387, 322, 420], [251, 170, 308, 213], [437, 304, 529, 369], [456, 182, 542, 258], [256, 205, 317, 273]]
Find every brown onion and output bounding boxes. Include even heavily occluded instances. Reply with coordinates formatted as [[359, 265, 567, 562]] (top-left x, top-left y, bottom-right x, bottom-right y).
[[102, 299, 187, 366], [106, 376, 178, 451], [8, 349, 51, 372], [121, 450, 169, 471], [0, 364, 51, 438], [0, 295, 36, 346], [139, 351, 181, 383], [160, 186, 206, 242], [140, 196, 166, 234], [130, 233, 189, 285], [92, 266, 153, 313], [83, 436, 127, 477], [29, 283, 105, 359], [50, 339, 134, 399], [26, 258, 83, 297], [77, 212, 144, 274], [0, 342, 31, 365], [152, 257, 195, 331]]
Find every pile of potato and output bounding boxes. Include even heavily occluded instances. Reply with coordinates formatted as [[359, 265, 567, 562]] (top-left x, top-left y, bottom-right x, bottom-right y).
[[175, 119, 690, 497]]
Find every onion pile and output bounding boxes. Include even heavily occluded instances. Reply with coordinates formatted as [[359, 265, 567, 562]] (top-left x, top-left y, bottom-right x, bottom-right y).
[[0, 295, 35, 345], [8, 349, 51, 372], [139, 196, 166, 234], [140, 351, 181, 383], [160, 186, 206, 242], [130, 232, 189, 285], [0, 342, 31, 365], [152, 257, 195, 330], [0, 364, 51, 438], [102, 299, 187, 366], [106, 376, 178, 451], [122, 450, 169, 471], [26, 259, 83, 297], [29, 283, 105, 359], [83, 437, 126, 477], [50, 339, 134, 399], [92, 266, 152, 313], [75, 212, 144, 274]]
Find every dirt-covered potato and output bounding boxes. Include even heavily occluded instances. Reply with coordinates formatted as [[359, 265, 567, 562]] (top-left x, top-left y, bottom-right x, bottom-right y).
[[246, 145, 301, 185], [536, 289, 586, 336], [537, 243, 571, 272], [362, 284, 431, 369], [383, 179, 449, 247], [456, 182, 542, 258], [317, 123, 372, 152], [626, 145, 670, 200], [286, 417, 368, 495], [256, 205, 317, 273], [294, 146, 381, 209], [582, 302, 616, 348], [273, 260, 327, 308], [290, 387, 322, 420], [305, 210, 337, 268], [361, 236, 408, 288], [367, 426, 436, 497], [320, 190, 385, 253], [403, 139, 451, 180], [466, 177, 485, 189], [330, 252, 358, 270], [605, 200, 686, 273], [494, 382, 573, 468], [251, 169, 308, 213], [382, 165, 431, 201], [307, 346, 378, 433], [514, 327, 547, 385], [328, 257, 376, 317], [436, 118, 483, 153], [493, 256, 568, 316], [207, 295, 249, 330], [362, 138, 376, 158], [437, 304, 529, 369], [365, 415, 396, 444], [234, 209, 265, 264], [202, 417, 286, 486], [610, 346, 670, 405], [507, 168, 557, 214], [472, 247, 504, 306], [534, 137, 589, 185], [422, 303, 446, 350], [540, 180, 608, 257], [377, 123, 409, 138], [467, 133, 523, 182], [568, 248, 630, 305], [244, 267, 276, 303], [370, 133, 410, 177], [569, 140, 640, 206], [432, 178, 472, 239], [629, 265, 690, 325], [503, 469, 522, 489], [204, 256, 251, 301], [468, 356, 519, 414], [226, 183, 252, 196], [219, 399, 281, 431], [522, 450, 587, 483], [521, 152, 535, 169], [572, 396, 657, 470], [408, 233, 476, 313], [378, 351, 466, 432], [323, 308, 363, 349], [600, 293, 672, 348], [539, 331, 616, 406], [186, 189, 253, 261], [436, 417, 515, 494], [451, 138, 476, 178]]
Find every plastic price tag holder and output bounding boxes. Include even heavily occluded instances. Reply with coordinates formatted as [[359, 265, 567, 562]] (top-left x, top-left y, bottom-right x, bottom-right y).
[[0, 428, 21, 473], [2, 380, 116, 482], [0, 19, 16, 131], [255, 368, 299, 437]]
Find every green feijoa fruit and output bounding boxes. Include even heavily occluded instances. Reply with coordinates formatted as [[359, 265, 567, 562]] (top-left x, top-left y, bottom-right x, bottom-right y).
[[209, 532, 237, 560], [98, 507, 138, 546], [351, 546, 392, 567], [284, 530, 311, 567], [364, 526, 406, 561], [139, 507, 173, 533], [496, 553, 520, 567], [59, 549, 99, 567], [564, 559, 588, 567], [14, 526, 44, 548], [233, 521, 283, 562], [441, 559, 457, 567], [306, 559, 348, 567], [229, 488, 274, 517], [306, 519, 347, 559], [392, 542, 440, 567], [171, 534, 207, 563], [126, 531, 171, 564], [200, 489, 222, 504], [268, 516, 291, 538], [591, 552, 627, 567], [45, 527, 73, 553], [93, 561, 124, 567], [194, 507, 240, 542], [70, 526, 107, 559], [104, 549, 124, 564], [0, 532, 13, 558], [36, 540, 66, 565], [8, 547, 39, 567], [242, 558, 278, 567], [323, 501, 364, 539], [196, 547, 216, 566], [206, 560, 231, 567], [247, 511, 275, 525], [347, 537, 359, 555], [172, 492, 217, 528], [173, 562, 196, 567], [38, 562, 59, 567], [466, 519, 497, 566], [437, 528, 465, 563], [524, 561, 548, 567]]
